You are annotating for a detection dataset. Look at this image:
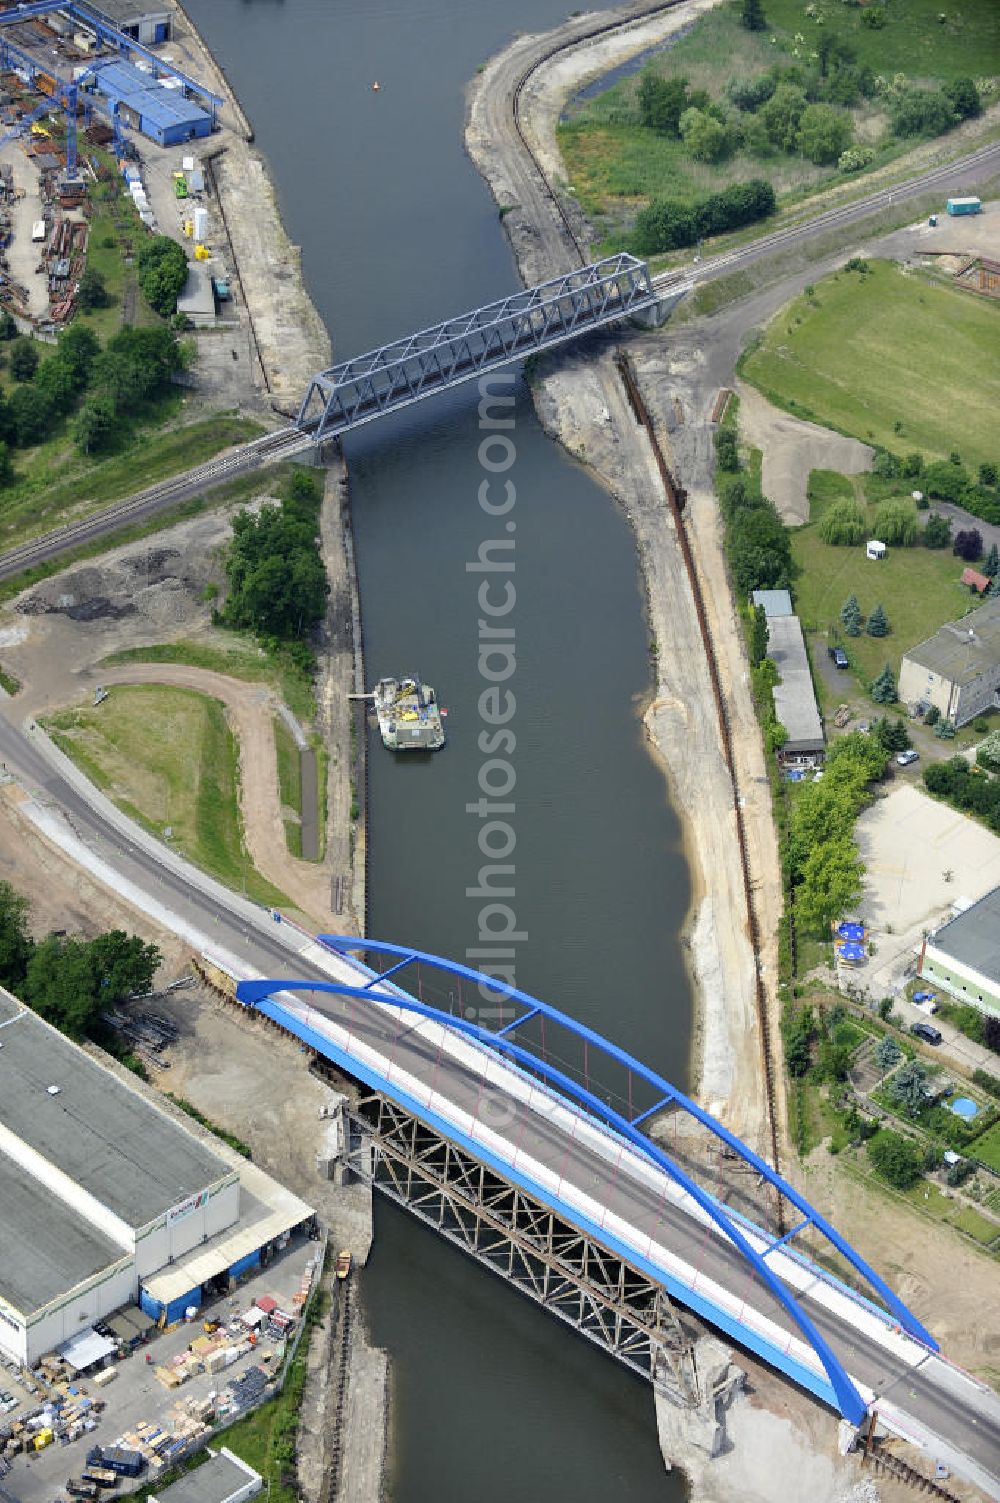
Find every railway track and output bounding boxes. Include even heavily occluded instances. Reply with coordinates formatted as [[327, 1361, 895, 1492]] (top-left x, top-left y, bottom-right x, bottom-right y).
[[0, 424, 309, 584]]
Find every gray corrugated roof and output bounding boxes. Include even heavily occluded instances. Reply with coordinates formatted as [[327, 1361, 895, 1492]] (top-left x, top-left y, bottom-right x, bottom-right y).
[[766, 615, 825, 753], [152, 1451, 260, 1503], [0, 989, 230, 1229], [751, 589, 794, 619], [87, 0, 171, 24], [902, 597, 1000, 686], [929, 885, 1000, 984], [0, 1153, 127, 1317]]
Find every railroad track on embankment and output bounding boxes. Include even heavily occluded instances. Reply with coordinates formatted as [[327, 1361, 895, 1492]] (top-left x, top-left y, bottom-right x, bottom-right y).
[[0, 425, 309, 584]]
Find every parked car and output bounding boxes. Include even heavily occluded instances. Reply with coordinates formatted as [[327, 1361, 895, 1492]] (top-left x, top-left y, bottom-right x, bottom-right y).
[[828, 646, 849, 669], [910, 1021, 943, 1045], [896, 749, 919, 767]]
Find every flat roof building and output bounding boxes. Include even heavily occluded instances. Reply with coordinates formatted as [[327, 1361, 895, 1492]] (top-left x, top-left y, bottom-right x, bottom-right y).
[[89, 60, 212, 146], [84, 1, 172, 45], [751, 589, 794, 619], [150, 1449, 262, 1503], [0, 987, 313, 1366], [177, 261, 216, 327], [898, 596, 1000, 727], [920, 885, 1000, 1020], [766, 614, 825, 766]]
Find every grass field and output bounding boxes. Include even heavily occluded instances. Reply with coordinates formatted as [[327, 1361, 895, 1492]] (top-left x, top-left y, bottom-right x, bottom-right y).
[[0, 414, 265, 550], [971, 1122, 1000, 1172], [47, 685, 289, 907], [103, 635, 316, 723], [557, 0, 1000, 237], [741, 262, 1000, 468], [273, 717, 303, 858], [790, 484, 977, 684]]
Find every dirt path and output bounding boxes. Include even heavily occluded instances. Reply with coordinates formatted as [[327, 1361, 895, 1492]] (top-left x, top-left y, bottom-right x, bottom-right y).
[[736, 381, 873, 525], [26, 661, 336, 928]]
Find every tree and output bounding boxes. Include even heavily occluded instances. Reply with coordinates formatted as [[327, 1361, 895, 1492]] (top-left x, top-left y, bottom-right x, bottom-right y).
[[76, 266, 110, 311], [0, 310, 16, 341], [740, 0, 767, 32], [797, 102, 852, 165], [680, 107, 729, 162], [902, 452, 924, 478], [820, 499, 866, 546], [866, 603, 889, 638], [875, 1035, 902, 1072], [984, 543, 999, 579], [867, 1129, 923, 1189], [840, 593, 862, 636], [74, 394, 119, 455], [715, 427, 739, 472], [637, 73, 690, 136], [0, 440, 13, 488], [873, 716, 910, 754], [750, 603, 769, 668], [88, 930, 161, 1004], [872, 499, 917, 546], [923, 458, 970, 504], [953, 528, 983, 562], [796, 834, 865, 931], [760, 83, 808, 151], [979, 463, 998, 488], [726, 499, 792, 595], [10, 336, 39, 382], [923, 511, 952, 549], [871, 664, 897, 705], [944, 76, 981, 121], [136, 235, 190, 317], [890, 88, 957, 138], [22, 935, 101, 1039], [889, 1058, 929, 1117], [57, 322, 101, 386], [0, 880, 33, 989], [632, 198, 696, 255], [7, 385, 54, 447]]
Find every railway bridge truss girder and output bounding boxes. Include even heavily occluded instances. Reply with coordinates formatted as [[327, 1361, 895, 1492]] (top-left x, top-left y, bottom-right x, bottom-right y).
[[347, 1091, 700, 1405]]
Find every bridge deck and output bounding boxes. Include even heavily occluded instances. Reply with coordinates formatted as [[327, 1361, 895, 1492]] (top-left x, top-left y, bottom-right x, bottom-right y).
[[297, 255, 656, 442], [234, 943, 1000, 1496]]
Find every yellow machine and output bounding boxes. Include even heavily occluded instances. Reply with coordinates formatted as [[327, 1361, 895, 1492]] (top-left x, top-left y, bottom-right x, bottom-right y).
[[194, 243, 210, 261]]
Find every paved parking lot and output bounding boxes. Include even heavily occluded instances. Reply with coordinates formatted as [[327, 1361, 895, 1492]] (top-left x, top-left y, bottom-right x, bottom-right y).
[[4, 1239, 319, 1503], [850, 784, 1000, 1003]]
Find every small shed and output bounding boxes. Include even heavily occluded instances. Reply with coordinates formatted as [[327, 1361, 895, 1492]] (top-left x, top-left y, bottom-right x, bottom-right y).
[[866, 540, 887, 561], [961, 567, 990, 595]]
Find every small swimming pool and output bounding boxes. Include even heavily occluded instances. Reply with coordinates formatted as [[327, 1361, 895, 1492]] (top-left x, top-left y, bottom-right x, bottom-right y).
[[950, 1096, 979, 1121]]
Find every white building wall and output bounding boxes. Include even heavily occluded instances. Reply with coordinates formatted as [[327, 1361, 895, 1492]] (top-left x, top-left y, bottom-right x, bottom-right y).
[[133, 1177, 239, 1278], [0, 1258, 137, 1368], [0, 1300, 27, 1366]]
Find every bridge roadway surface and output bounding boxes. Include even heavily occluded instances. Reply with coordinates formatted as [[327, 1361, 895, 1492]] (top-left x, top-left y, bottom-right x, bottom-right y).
[[1, 708, 999, 1494]]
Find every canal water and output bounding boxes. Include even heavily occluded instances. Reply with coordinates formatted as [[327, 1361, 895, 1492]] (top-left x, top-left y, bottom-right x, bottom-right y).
[[185, 3, 692, 1497]]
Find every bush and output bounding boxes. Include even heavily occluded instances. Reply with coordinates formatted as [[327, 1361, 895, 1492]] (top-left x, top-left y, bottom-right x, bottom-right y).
[[728, 74, 775, 112], [976, 730, 1000, 772], [890, 87, 957, 138], [923, 511, 952, 549], [633, 179, 775, 255], [872, 448, 901, 479], [680, 107, 730, 162], [838, 145, 874, 173], [715, 427, 740, 472], [953, 528, 983, 562], [10, 337, 39, 382], [867, 1129, 923, 1189], [944, 77, 981, 121], [819, 498, 866, 546], [136, 235, 189, 317], [797, 102, 852, 165], [638, 73, 690, 136]]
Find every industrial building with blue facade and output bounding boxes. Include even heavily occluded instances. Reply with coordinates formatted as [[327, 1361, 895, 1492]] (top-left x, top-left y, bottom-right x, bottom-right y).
[[86, 59, 212, 146], [0, 985, 314, 1367]]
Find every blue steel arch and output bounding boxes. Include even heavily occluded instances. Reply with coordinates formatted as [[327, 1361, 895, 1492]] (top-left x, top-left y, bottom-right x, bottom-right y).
[[238, 937, 937, 1424]]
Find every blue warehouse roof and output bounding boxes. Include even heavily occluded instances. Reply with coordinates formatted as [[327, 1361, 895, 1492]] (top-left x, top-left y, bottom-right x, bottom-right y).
[[93, 60, 212, 133]]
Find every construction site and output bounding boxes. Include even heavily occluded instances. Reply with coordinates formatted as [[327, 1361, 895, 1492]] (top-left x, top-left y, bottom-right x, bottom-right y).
[[0, 0, 222, 333]]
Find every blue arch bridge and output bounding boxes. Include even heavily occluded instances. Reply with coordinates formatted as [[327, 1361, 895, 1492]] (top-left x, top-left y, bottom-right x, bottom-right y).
[[235, 938, 1000, 1491]]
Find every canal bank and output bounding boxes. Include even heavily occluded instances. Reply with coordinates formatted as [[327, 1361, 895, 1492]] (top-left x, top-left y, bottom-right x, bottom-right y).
[[466, 1, 782, 1155]]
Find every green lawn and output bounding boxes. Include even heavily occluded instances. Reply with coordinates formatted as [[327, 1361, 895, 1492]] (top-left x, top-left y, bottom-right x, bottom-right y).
[[970, 1121, 1000, 1172], [102, 634, 316, 723], [790, 496, 978, 683], [950, 1205, 1000, 1245], [557, 0, 1000, 237], [742, 262, 1000, 468], [47, 685, 290, 908], [273, 716, 303, 858], [0, 414, 265, 550]]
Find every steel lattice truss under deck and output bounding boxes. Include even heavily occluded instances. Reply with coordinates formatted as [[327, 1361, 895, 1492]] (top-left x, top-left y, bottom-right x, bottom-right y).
[[348, 1093, 703, 1405], [296, 254, 656, 441]]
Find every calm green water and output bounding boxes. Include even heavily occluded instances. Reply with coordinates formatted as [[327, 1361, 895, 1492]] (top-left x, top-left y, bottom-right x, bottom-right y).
[[184, 3, 692, 1496]]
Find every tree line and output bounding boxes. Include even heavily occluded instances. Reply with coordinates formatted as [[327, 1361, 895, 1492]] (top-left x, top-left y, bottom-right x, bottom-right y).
[[0, 879, 160, 1042]]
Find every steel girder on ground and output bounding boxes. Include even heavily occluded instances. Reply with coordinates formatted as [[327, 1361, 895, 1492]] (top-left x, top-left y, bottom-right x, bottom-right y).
[[295, 254, 656, 441], [349, 1092, 699, 1402]]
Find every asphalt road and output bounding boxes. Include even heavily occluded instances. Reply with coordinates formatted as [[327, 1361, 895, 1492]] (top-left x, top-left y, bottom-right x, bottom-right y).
[[2, 706, 998, 1492]]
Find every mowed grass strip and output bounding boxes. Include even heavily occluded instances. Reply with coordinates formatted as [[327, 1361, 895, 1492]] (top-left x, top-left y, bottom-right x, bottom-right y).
[[273, 716, 303, 859], [103, 635, 315, 723], [48, 684, 289, 907], [742, 262, 1000, 468]]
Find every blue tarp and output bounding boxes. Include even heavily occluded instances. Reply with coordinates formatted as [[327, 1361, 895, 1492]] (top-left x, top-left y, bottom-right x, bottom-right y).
[[836, 922, 865, 941], [837, 942, 866, 961]]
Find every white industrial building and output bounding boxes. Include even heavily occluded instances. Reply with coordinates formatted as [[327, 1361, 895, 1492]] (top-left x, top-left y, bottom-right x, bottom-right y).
[[0, 987, 313, 1368], [898, 596, 1000, 727]]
